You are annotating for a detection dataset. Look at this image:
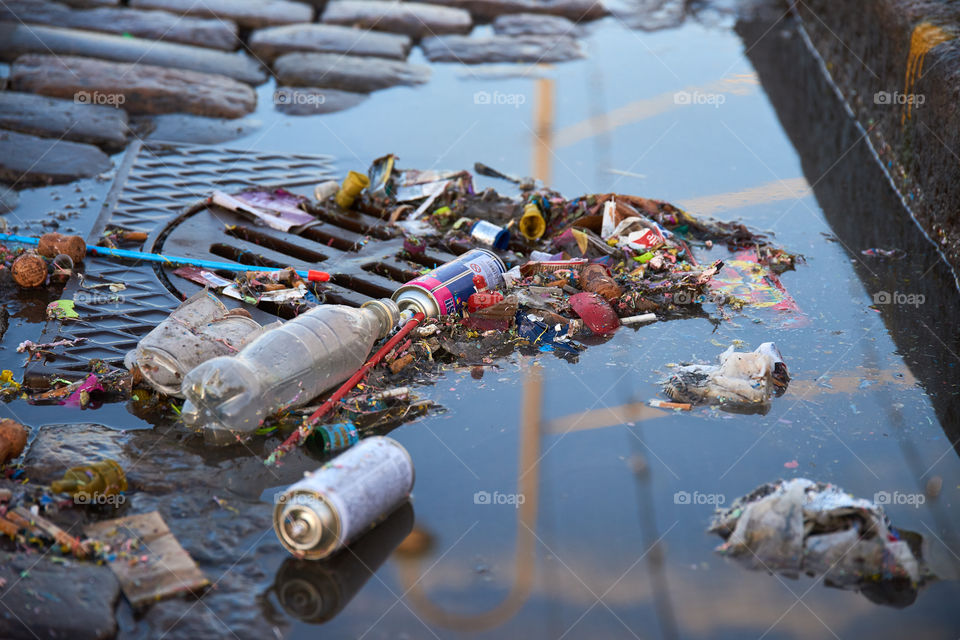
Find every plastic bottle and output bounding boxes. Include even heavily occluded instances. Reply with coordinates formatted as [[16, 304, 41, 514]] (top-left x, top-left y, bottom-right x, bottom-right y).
[[181, 299, 400, 445], [131, 290, 268, 398], [580, 264, 622, 302]]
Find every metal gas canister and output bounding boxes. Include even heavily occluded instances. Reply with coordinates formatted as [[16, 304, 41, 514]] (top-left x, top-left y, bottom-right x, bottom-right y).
[[273, 436, 414, 559], [392, 248, 507, 317]]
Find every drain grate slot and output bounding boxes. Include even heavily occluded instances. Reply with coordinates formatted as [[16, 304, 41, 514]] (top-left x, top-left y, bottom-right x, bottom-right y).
[[298, 226, 361, 252], [445, 240, 473, 256], [225, 226, 328, 263], [404, 250, 460, 270], [329, 274, 394, 299], [318, 290, 365, 307], [310, 208, 396, 240], [209, 243, 284, 268], [354, 202, 394, 221], [362, 261, 420, 283]]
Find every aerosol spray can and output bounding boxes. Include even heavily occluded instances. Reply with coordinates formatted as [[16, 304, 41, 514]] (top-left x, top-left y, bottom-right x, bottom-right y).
[[469, 220, 510, 250], [274, 436, 414, 559], [392, 248, 507, 317]]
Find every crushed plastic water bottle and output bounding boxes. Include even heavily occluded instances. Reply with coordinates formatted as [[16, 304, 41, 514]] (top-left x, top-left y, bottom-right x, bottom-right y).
[[180, 299, 399, 445]]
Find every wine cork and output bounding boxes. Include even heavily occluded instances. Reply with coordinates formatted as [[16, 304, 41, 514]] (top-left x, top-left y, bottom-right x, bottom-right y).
[[37, 232, 86, 264], [11, 251, 47, 288]]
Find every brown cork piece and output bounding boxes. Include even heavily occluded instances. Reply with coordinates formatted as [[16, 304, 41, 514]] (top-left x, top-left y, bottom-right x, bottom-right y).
[[11, 251, 47, 288], [37, 232, 86, 264]]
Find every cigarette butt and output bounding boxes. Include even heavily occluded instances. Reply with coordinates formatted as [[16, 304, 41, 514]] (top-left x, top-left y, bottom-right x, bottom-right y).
[[648, 399, 692, 411], [622, 313, 657, 326]]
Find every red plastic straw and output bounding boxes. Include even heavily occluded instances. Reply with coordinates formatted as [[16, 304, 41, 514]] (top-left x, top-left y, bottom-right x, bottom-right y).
[[264, 311, 425, 466]]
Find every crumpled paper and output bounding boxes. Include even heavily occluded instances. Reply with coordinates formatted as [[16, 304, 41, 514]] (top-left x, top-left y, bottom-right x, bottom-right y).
[[709, 478, 928, 606], [600, 198, 667, 251]]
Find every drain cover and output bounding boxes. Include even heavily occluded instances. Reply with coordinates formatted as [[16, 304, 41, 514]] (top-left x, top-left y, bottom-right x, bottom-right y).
[[22, 141, 456, 389], [155, 191, 459, 315]]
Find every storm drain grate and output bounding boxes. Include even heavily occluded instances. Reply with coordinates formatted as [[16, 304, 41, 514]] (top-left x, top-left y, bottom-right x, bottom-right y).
[[22, 141, 327, 387], [24, 141, 463, 389]]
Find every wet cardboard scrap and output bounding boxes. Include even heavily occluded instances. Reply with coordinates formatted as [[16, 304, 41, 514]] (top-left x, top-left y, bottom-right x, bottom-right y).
[[85, 511, 209, 607]]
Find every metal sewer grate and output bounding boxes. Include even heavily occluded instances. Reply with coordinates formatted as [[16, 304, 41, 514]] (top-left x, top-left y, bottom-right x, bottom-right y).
[[23, 141, 460, 389]]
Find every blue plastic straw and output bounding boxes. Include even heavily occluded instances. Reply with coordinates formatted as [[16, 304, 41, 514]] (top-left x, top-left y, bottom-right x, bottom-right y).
[[0, 233, 330, 282]]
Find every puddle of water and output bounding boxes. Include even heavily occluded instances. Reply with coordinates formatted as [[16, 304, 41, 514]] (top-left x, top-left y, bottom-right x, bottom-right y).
[[2, 7, 959, 640]]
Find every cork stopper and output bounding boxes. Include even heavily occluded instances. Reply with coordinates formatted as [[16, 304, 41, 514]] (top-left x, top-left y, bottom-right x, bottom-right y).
[[11, 251, 47, 288], [37, 232, 85, 264]]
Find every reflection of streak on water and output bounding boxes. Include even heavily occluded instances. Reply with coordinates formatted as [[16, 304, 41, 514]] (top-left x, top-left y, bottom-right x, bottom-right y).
[[677, 177, 811, 216], [629, 426, 680, 639], [544, 367, 916, 438], [546, 401, 668, 434], [395, 365, 543, 631], [787, 368, 916, 397], [532, 77, 555, 185], [554, 74, 759, 148], [394, 370, 682, 632]]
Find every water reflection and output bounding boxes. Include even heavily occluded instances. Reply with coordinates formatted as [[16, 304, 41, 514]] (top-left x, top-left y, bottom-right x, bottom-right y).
[[263, 501, 415, 624], [396, 365, 543, 632]]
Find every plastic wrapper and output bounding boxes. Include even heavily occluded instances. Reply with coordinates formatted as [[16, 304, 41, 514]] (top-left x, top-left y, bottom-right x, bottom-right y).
[[710, 478, 931, 607], [663, 342, 789, 413]]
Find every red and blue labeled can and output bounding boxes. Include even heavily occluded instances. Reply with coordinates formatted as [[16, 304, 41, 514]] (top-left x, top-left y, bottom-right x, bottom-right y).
[[393, 248, 507, 317]]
